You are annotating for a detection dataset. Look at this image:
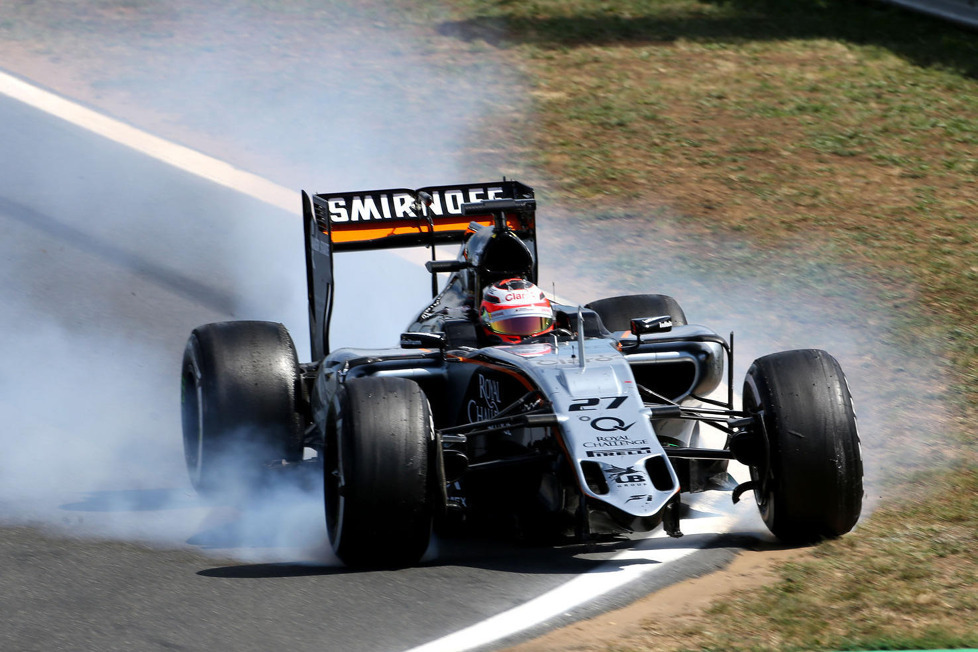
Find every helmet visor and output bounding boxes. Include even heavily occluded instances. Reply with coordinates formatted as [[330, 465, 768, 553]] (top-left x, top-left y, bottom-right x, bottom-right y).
[[487, 315, 554, 337]]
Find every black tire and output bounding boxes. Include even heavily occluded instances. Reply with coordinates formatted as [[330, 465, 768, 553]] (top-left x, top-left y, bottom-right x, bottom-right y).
[[324, 377, 434, 568], [743, 349, 863, 543], [181, 321, 303, 498], [585, 294, 688, 332]]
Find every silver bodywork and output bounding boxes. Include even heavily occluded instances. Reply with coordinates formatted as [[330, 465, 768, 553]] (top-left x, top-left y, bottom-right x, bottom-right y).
[[484, 337, 679, 519]]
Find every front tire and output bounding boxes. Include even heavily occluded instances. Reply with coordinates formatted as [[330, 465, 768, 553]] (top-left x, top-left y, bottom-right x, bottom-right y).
[[743, 349, 863, 543], [324, 377, 434, 567], [181, 321, 303, 498], [585, 294, 688, 332]]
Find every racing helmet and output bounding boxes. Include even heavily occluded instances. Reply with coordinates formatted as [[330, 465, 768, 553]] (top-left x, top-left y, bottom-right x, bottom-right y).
[[480, 278, 555, 343]]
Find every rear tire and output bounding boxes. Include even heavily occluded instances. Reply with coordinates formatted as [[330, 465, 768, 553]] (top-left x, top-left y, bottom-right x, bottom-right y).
[[743, 349, 863, 543], [585, 294, 687, 332], [324, 377, 434, 568], [181, 321, 303, 498]]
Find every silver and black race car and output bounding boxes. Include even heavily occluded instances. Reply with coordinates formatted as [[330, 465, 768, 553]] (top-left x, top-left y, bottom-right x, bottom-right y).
[[180, 180, 863, 567]]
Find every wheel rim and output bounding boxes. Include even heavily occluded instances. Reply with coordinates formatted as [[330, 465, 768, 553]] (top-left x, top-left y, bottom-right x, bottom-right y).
[[181, 356, 205, 488], [323, 409, 344, 546], [742, 372, 775, 521]]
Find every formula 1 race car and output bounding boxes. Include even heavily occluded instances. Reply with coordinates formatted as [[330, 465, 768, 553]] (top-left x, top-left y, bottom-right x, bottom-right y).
[[180, 180, 863, 567]]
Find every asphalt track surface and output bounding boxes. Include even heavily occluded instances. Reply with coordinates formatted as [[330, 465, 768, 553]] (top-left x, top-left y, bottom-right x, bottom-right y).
[[0, 85, 770, 651], [883, 0, 978, 29]]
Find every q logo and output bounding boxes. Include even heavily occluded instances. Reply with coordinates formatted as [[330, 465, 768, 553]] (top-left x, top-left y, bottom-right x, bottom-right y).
[[590, 417, 635, 432]]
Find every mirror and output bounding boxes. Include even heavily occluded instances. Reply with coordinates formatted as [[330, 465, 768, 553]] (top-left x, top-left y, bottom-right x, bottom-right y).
[[630, 315, 673, 335]]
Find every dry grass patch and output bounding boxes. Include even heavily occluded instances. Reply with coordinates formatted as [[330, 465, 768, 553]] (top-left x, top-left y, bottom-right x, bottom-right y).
[[618, 467, 978, 652], [516, 16, 978, 416]]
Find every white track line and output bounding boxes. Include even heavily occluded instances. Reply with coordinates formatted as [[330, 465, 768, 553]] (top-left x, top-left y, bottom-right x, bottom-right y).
[[0, 68, 436, 272], [0, 69, 296, 213], [403, 491, 740, 652]]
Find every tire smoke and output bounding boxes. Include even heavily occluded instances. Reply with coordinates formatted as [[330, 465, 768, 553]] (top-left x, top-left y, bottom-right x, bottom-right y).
[[540, 211, 951, 520], [0, 2, 514, 563]]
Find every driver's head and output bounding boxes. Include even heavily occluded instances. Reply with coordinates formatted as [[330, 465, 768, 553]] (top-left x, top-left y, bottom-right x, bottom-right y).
[[480, 278, 555, 344]]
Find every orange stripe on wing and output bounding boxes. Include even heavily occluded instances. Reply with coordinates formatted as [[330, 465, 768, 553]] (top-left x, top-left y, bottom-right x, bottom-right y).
[[325, 215, 528, 244]]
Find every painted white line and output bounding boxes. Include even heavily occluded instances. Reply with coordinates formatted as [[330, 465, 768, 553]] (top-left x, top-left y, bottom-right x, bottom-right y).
[[0, 69, 296, 213], [0, 68, 443, 276], [403, 491, 741, 652]]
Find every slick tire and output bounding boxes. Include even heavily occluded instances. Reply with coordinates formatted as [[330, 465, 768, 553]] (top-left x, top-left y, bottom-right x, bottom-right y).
[[181, 321, 304, 498], [324, 377, 434, 568], [743, 349, 863, 543], [585, 294, 688, 332]]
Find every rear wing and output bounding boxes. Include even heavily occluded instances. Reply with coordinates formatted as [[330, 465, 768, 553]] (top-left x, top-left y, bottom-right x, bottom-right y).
[[302, 180, 535, 360]]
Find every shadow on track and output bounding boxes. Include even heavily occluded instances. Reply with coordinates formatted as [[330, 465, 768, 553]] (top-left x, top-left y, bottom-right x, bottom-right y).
[[437, 0, 978, 78], [0, 195, 236, 315], [60, 489, 198, 512], [194, 528, 791, 579]]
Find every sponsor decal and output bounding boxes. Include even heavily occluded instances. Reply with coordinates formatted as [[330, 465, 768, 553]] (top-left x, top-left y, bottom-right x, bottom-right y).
[[569, 396, 627, 411], [585, 446, 653, 458], [583, 434, 648, 448], [590, 417, 636, 432], [467, 373, 502, 422], [327, 186, 505, 223], [626, 494, 654, 503], [603, 465, 647, 485]]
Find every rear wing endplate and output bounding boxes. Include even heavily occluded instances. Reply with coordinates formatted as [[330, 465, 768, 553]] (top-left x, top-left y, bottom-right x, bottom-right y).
[[302, 180, 535, 360]]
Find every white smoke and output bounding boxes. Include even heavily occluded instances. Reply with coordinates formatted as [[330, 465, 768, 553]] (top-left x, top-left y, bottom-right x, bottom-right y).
[[0, 1, 519, 563], [539, 211, 951, 515]]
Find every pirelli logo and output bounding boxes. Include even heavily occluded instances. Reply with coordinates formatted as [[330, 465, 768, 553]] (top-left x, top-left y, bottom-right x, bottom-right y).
[[585, 447, 653, 458]]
